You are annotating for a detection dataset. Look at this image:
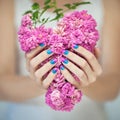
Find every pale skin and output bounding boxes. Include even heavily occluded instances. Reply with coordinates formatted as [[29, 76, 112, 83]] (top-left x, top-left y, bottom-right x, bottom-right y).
[[0, 0, 120, 102]]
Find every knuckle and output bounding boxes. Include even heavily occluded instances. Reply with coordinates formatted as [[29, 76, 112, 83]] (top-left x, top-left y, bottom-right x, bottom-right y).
[[91, 76, 96, 83], [88, 54, 94, 61], [97, 68, 103, 76], [42, 81, 49, 89], [79, 71, 85, 79], [81, 60, 87, 68], [30, 59, 35, 68], [26, 53, 32, 59], [36, 78, 42, 85], [90, 72, 97, 82], [35, 71, 39, 78], [71, 80, 79, 88], [70, 79, 75, 85], [76, 82, 81, 89], [81, 82, 89, 87]]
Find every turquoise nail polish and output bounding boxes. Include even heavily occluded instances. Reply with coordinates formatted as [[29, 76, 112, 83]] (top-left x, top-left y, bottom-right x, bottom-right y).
[[63, 50, 69, 55], [50, 59, 56, 64], [60, 65, 65, 70], [47, 49, 53, 55], [39, 43, 45, 47], [73, 44, 79, 49], [63, 59, 69, 64], [52, 68, 57, 74]]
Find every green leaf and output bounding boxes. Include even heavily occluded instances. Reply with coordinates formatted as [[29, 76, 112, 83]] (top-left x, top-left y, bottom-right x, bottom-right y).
[[44, 0, 51, 5], [73, 2, 91, 6], [64, 3, 72, 9], [50, 13, 63, 22], [64, 2, 91, 10], [70, 5, 77, 9], [42, 18, 45, 22], [41, 17, 50, 25], [24, 10, 32, 15], [53, 8, 63, 13], [23, 1, 91, 26], [32, 3, 40, 10], [43, 17, 50, 23], [32, 11, 39, 20], [43, 5, 52, 10]]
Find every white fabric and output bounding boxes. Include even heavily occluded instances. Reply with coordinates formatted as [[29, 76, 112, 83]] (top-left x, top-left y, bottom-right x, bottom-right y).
[[7, 0, 108, 120]]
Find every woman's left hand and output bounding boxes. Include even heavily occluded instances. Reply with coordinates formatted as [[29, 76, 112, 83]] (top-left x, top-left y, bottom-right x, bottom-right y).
[[60, 45, 103, 89]]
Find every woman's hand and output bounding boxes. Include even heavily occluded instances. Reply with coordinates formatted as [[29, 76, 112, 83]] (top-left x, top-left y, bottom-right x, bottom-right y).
[[25, 44, 57, 89], [60, 45, 102, 89]]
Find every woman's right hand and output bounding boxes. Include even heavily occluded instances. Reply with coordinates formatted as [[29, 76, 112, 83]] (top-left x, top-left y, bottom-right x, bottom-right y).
[[25, 44, 57, 90]]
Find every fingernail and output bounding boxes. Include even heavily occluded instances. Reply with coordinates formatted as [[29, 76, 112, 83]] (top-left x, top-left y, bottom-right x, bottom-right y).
[[46, 49, 53, 55], [63, 50, 69, 55], [50, 59, 56, 64], [52, 68, 57, 74], [39, 43, 45, 47], [62, 59, 69, 64], [60, 65, 65, 70], [73, 44, 79, 49]]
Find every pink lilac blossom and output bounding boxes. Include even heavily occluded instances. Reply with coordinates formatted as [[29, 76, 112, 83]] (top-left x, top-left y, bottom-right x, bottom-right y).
[[18, 10, 99, 111], [18, 14, 53, 52]]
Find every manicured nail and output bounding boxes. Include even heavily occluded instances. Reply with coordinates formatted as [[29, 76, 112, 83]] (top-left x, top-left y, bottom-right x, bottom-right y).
[[62, 59, 69, 64], [63, 50, 69, 55], [39, 43, 45, 47], [52, 68, 57, 74], [50, 59, 56, 64], [73, 44, 79, 49], [46, 49, 53, 55], [60, 65, 65, 70]]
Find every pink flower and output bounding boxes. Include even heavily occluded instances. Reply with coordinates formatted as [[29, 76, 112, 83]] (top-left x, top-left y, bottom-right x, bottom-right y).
[[18, 23, 52, 52], [62, 82, 72, 95], [18, 10, 99, 111], [50, 90, 64, 106], [21, 14, 32, 27], [71, 90, 82, 104]]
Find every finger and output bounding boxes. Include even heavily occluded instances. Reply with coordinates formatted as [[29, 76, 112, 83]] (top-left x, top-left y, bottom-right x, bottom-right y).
[[73, 45, 102, 76], [25, 43, 46, 60], [62, 59, 88, 87], [94, 47, 101, 59], [60, 65, 81, 89], [42, 68, 58, 89], [63, 50, 96, 82], [25, 44, 46, 72], [30, 48, 53, 69], [35, 59, 56, 83]]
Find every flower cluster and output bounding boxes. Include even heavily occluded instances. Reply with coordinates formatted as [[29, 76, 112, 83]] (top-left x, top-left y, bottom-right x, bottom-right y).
[[57, 10, 99, 52], [46, 70, 82, 111], [18, 14, 53, 52], [18, 10, 99, 111]]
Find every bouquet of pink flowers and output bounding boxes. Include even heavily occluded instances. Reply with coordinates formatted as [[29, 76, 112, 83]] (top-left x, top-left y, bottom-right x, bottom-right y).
[[18, 2, 99, 111]]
